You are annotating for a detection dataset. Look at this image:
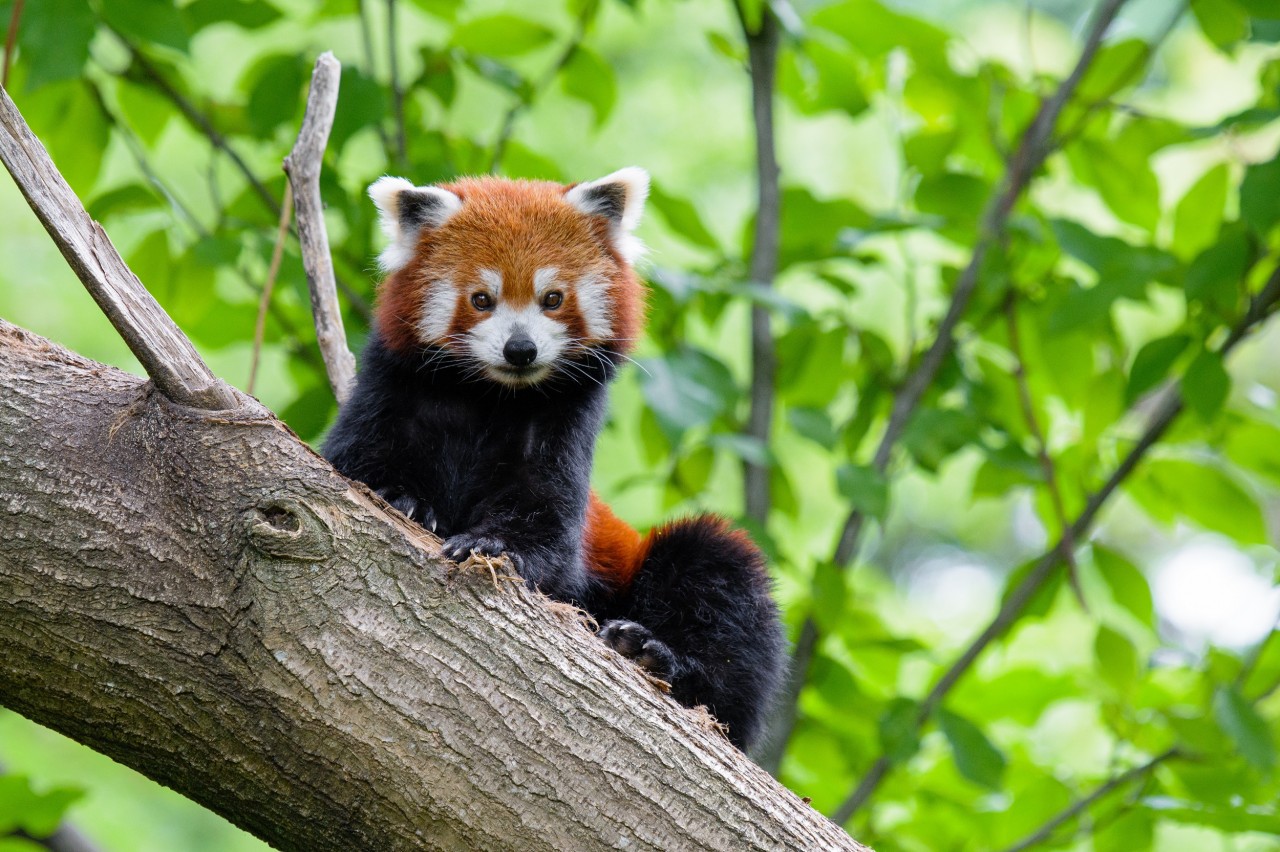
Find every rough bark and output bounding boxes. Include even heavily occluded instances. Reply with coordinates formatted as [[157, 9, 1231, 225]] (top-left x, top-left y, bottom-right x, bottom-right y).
[[0, 320, 865, 851]]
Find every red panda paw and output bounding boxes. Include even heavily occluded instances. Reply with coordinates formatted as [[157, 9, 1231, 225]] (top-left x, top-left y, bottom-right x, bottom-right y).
[[441, 532, 524, 572], [599, 620, 679, 682], [375, 487, 438, 533]]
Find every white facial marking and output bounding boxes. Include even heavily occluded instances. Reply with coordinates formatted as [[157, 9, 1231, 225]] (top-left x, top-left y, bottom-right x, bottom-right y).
[[534, 267, 559, 297], [574, 274, 613, 342], [417, 278, 458, 344], [478, 268, 503, 296], [468, 300, 568, 387]]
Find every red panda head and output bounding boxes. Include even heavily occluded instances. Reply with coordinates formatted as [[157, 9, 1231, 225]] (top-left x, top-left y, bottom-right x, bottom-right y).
[[368, 169, 648, 387]]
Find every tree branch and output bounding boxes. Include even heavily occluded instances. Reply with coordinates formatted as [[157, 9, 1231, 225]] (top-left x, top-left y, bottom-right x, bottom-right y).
[[386, 0, 407, 169], [0, 86, 236, 410], [1004, 295, 1083, 605], [248, 183, 293, 396], [283, 53, 357, 405], [997, 748, 1178, 852], [738, 3, 781, 527], [757, 0, 1132, 774], [2, 0, 25, 88], [831, 263, 1280, 823]]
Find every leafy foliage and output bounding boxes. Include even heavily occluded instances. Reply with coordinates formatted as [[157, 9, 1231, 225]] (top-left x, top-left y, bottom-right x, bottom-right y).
[[0, 0, 1279, 850]]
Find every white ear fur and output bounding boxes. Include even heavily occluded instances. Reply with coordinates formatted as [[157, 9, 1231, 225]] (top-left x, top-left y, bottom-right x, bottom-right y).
[[368, 176, 462, 272], [565, 167, 649, 263]]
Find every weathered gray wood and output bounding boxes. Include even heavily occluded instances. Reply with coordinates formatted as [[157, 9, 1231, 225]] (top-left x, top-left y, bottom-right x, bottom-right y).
[[283, 52, 357, 405], [0, 320, 867, 852], [0, 87, 236, 411]]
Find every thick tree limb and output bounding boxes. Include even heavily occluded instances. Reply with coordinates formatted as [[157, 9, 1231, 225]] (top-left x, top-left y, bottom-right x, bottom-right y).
[[0, 320, 866, 852], [0, 86, 236, 411], [283, 53, 357, 406], [756, 0, 1131, 774]]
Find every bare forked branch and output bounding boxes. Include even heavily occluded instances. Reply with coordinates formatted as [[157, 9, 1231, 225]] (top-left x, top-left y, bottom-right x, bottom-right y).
[[0, 86, 237, 411], [283, 52, 357, 406]]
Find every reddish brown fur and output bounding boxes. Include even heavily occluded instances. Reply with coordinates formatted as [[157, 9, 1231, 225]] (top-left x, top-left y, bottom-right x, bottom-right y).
[[375, 178, 645, 357], [583, 493, 649, 589]]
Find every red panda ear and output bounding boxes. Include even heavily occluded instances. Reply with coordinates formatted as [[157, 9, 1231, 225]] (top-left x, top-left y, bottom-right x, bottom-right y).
[[368, 176, 462, 272], [564, 167, 649, 263]]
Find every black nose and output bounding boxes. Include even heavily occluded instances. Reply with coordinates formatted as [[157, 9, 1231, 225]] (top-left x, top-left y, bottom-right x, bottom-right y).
[[503, 335, 537, 367]]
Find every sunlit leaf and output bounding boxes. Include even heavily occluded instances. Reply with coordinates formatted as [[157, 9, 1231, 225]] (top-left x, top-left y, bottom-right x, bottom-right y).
[[1181, 349, 1231, 422], [1129, 459, 1267, 544], [561, 46, 616, 129], [937, 708, 1006, 790], [452, 15, 556, 57], [1173, 163, 1230, 260], [1093, 545, 1155, 629], [1214, 686, 1275, 774], [836, 463, 888, 520]]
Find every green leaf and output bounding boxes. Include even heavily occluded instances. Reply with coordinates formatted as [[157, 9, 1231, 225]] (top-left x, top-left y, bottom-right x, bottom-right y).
[[1093, 546, 1155, 629], [1126, 334, 1190, 404], [836, 464, 889, 520], [16, 0, 96, 90], [772, 186, 873, 268], [914, 172, 990, 224], [674, 444, 716, 495], [102, 0, 192, 52], [1193, 0, 1250, 51], [242, 53, 307, 138], [1095, 625, 1140, 693], [1076, 39, 1152, 102], [878, 698, 922, 763], [937, 708, 1007, 790], [638, 347, 736, 437], [647, 184, 719, 251], [0, 775, 84, 837], [902, 408, 979, 472], [1181, 349, 1231, 422], [1186, 227, 1249, 314], [87, 185, 163, 220], [1094, 809, 1155, 852], [1224, 417, 1280, 484], [1129, 459, 1266, 544], [453, 15, 555, 57], [1214, 686, 1275, 774], [811, 560, 848, 631], [330, 66, 388, 154], [561, 46, 616, 129], [186, 0, 283, 30], [788, 407, 839, 449], [1173, 163, 1231, 260], [777, 39, 869, 118], [1241, 156, 1280, 235], [1142, 797, 1280, 833], [1068, 139, 1161, 233]]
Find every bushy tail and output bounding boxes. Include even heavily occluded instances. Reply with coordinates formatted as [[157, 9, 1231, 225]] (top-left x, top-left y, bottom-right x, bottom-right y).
[[624, 514, 785, 750]]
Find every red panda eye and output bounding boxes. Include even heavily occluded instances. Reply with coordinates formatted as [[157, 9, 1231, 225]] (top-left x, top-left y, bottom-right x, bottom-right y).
[[471, 292, 493, 311], [543, 291, 563, 310]]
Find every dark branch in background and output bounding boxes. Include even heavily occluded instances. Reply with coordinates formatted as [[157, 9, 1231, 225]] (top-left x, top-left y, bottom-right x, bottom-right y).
[[998, 748, 1178, 852], [831, 264, 1280, 823], [488, 1, 599, 174], [0, 86, 237, 410], [121, 41, 279, 216], [385, 0, 407, 169], [355, 0, 392, 155], [735, 1, 781, 527], [755, 0, 1131, 776], [249, 183, 293, 395], [2, 0, 25, 88], [284, 53, 357, 405], [1004, 295, 1083, 605]]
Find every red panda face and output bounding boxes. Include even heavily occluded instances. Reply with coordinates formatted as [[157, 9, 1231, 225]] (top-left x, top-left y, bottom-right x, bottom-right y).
[[369, 169, 648, 387]]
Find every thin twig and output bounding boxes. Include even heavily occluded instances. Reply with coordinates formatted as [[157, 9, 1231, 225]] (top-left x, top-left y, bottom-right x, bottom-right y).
[[756, 0, 1132, 776], [0, 86, 236, 409], [248, 183, 294, 396], [735, 2, 781, 526], [1005, 295, 1083, 606], [488, 1, 598, 174], [386, 0, 407, 168], [284, 53, 357, 405], [2, 0, 25, 89], [998, 748, 1179, 852], [831, 264, 1280, 824]]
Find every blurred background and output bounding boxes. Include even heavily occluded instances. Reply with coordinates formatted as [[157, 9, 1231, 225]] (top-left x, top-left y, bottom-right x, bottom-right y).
[[1, 0, 1279, 850]]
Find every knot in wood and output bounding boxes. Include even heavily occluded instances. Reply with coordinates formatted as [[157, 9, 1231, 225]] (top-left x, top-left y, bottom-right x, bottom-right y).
[[245, 497, 334, 562]]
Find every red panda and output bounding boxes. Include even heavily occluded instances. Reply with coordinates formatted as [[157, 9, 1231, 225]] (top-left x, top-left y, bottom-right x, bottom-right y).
[[324, 168, 783, 750]]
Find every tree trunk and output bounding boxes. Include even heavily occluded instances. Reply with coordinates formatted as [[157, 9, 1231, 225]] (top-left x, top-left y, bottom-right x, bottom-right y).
[[0, 319, 865, 851]]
